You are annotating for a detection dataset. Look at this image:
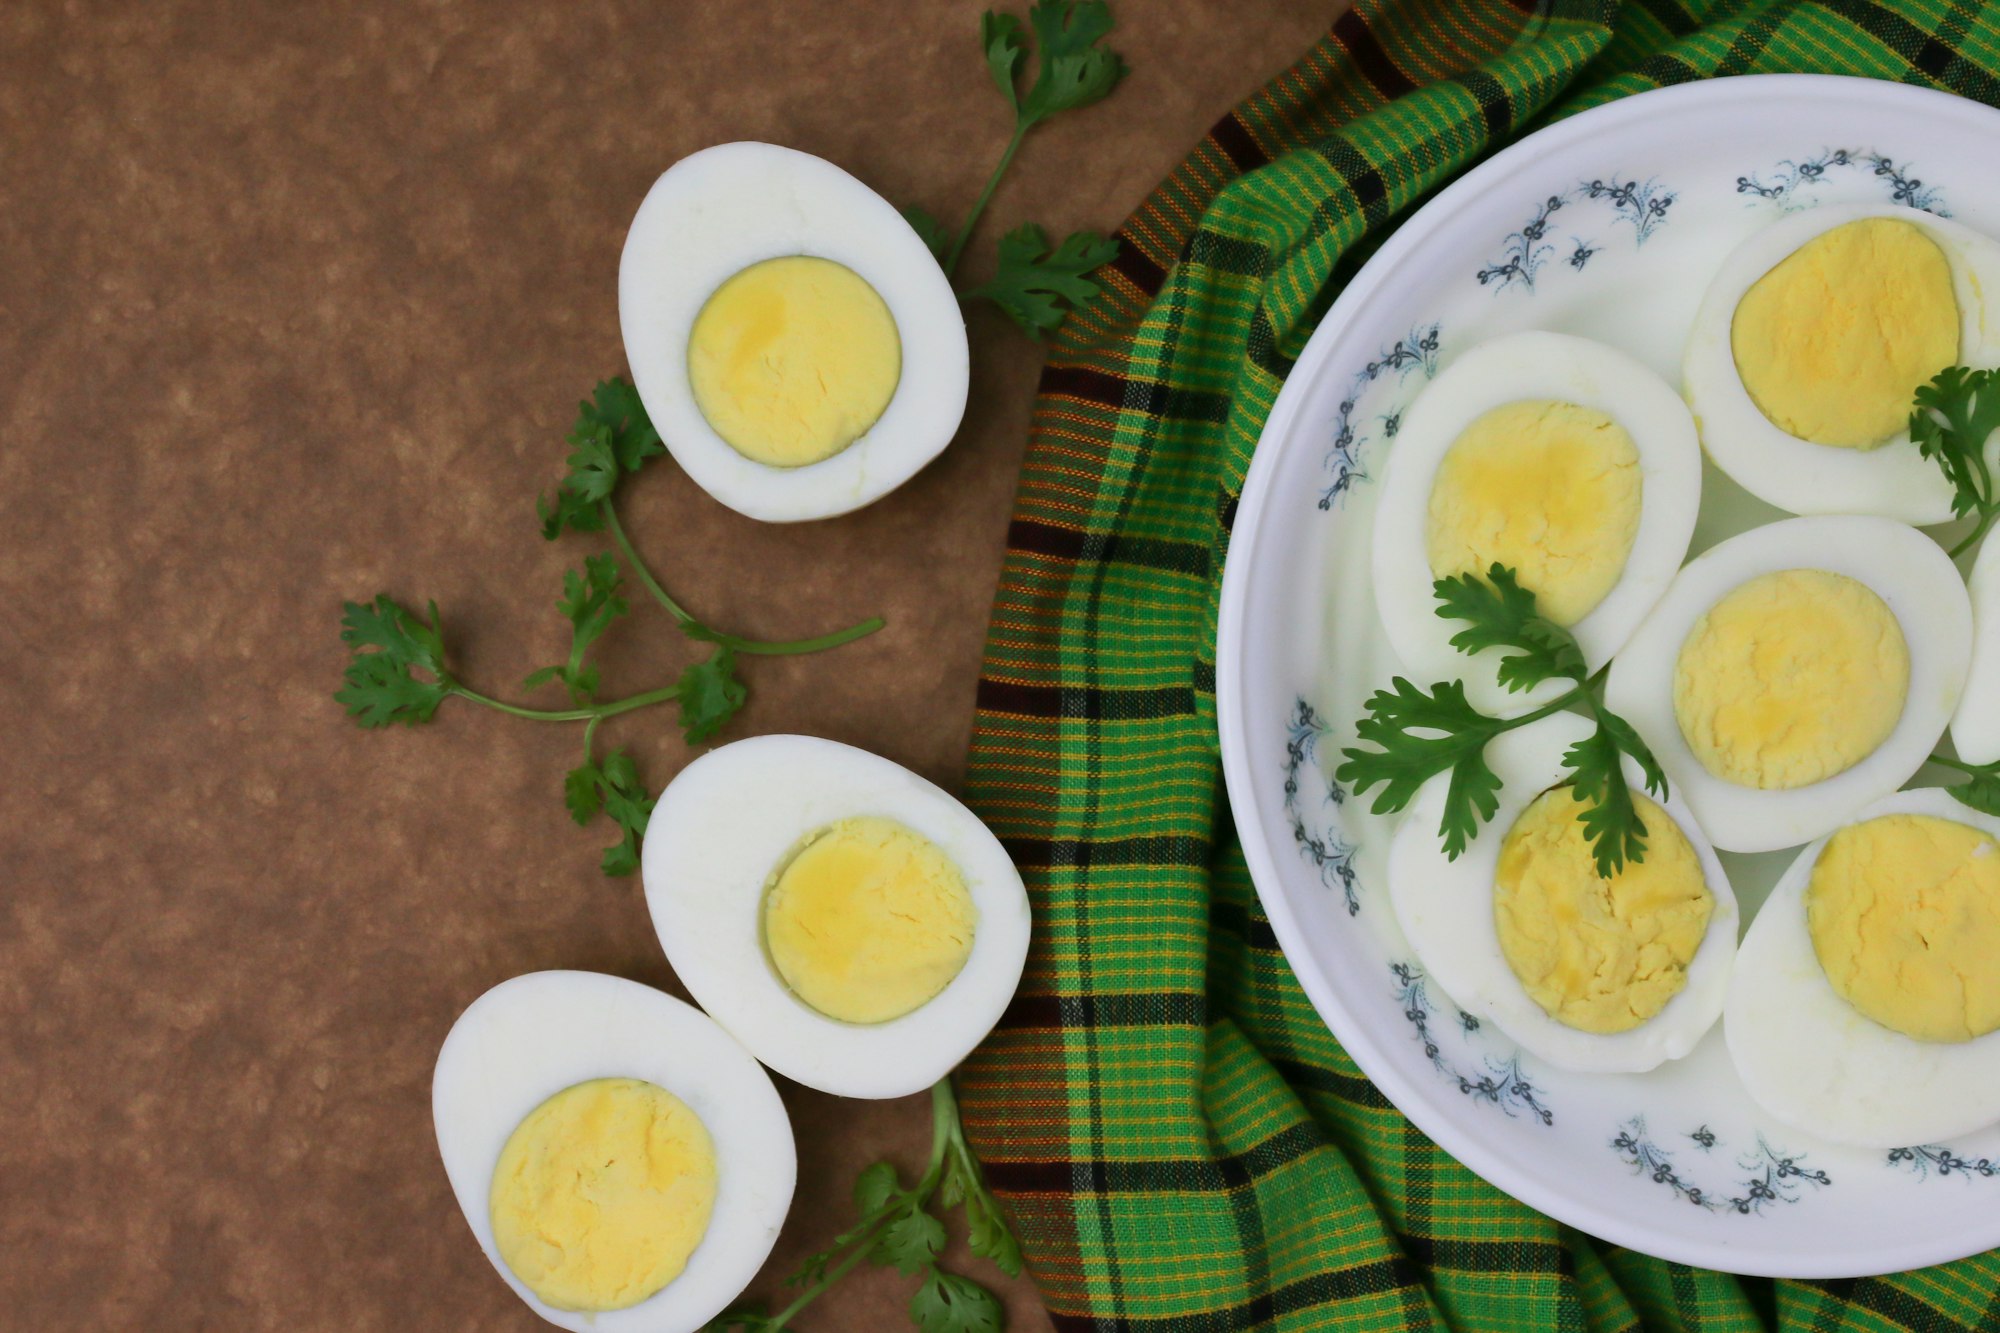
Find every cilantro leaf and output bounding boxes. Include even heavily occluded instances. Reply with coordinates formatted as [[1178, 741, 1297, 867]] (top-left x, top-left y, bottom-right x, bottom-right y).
[[965, 1192, 1025, 1278], [563, 750, 654, 876], [854, 1161, 902, 1216], [873, 1208, 947, 1276], [1563, 707, 1667, 878], [540, 377, 663, 539], [904, 205, 952, 262], [964, 223, 1118, 339], [677, 646, 746, 745], [1912, 365, 2000, 522], [336, 596, 455, 727], [980, 11, 1027, 108], [910, 1269, 1004, 1333], [525, 554, 629, 704], [1018, 0, 1126, 128], [1948, 768, 2000, 816], [1336, 677, 1508, 858], [1436, 565, 1587, 692]]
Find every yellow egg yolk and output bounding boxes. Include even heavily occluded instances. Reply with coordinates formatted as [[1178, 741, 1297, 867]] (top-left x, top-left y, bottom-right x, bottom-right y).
[[687, 256, 902, 468], [1424, 399, 1642, 627], [1730, 217, 1960, 449], [763, 816, 977, 1025], [1673, 569, 1909, 790], [488, 1078, 718, 1313], [1493, 787, 1713, 1034], [1807, 813, 2000, 1043]]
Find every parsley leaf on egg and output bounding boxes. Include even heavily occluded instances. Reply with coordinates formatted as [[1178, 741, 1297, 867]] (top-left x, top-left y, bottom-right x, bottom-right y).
[[965, 223, 1121, 341], [1911, 365, 2000, 555], [1932, 754, 2000, 818], [1337, 565, 1667, 875]]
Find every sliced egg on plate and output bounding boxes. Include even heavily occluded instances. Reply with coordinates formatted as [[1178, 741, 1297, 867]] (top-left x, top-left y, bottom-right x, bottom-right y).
[[1953, 529, 2000, 764], [1726, 787, 2000, 1148], [619, 142, 970, 522], [1373, 331, 1703, 714], [433, 971, 795, 1332], [1684, 203, 2000, 523], [1605, 515, 1969, 853], [1388, 712, 1738, 1074], [643, 734, 1031, 1099]]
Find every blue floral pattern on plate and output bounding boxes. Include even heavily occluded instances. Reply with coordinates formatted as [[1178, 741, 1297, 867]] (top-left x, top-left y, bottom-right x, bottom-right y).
[[1612, 1118, 1832, 1216], [1476, 176, 1676, 292], [1320, 323, 1441, 509], [1736, 147, 1948, 215]]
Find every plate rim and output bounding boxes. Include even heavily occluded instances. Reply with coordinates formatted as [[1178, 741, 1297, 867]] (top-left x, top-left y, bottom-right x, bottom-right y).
[[1214, 72, 2000, 1280]]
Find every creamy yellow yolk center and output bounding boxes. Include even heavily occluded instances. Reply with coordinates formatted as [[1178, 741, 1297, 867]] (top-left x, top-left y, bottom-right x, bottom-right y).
[[488, 1077, 718, 1313], [763, 816, 977, 1025], [1730, 217, 1960, 449], [1493, 787, 1713, 1034], [1807, 813, 2000, 1044], [1424, 399, 1642, 627], [1673, 569, 1909, 791], [687, 256, 902, 468]]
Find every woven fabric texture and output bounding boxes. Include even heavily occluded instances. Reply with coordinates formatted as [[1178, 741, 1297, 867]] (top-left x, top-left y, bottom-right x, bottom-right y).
[[956, 1, 2000, 1329]]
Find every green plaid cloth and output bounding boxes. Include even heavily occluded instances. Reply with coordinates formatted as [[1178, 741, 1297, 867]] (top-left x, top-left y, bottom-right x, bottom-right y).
[[954, 1, 2000, 1329]]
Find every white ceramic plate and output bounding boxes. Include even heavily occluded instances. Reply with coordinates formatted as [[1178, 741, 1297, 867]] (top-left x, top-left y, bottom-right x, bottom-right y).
[[1216, 75, 2000, 1279]]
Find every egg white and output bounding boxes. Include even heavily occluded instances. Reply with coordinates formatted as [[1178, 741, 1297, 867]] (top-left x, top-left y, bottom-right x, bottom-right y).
[[1604, 515, 1970, 853], [1683, 203, 2000, 524], [643, 735, 1031, 1099], [1725, 787, 2000, 1148], [619, 142, 970, 523], [432, 971, 796, 1333], [1952, 529, 2000, 764], [1388, 712, 1738, 1074], [1372, 331, 1702, 715]]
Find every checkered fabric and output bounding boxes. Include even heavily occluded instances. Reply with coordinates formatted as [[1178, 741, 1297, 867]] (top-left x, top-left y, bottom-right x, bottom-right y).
[[955, 1, 2000, 1329]]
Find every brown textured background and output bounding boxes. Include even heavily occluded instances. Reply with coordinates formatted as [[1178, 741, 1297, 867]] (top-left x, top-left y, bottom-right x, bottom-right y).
[[0, 2, 1326, 1327]]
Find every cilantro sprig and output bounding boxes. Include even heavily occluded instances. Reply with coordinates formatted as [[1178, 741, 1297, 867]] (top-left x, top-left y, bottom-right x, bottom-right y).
[[1335, 565, 1667, 877], [905, 1, 1128, 339], [1911, 364, 2000, 557], [339, 380, 879, 877], [706, 1080, 1021, 1333]]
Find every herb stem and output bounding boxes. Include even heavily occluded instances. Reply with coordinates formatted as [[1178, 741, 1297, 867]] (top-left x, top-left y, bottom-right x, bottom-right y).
[[945, 124, 1029, 278], [601, 499, 885, 657], [1950, 505, 2000, 560], [449, 683, 681, 724], [761, 1215, 898, 1332]]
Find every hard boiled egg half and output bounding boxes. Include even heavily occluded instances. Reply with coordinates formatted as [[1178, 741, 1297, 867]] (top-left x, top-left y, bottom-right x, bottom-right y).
[[1727, 787, 2000, 1148], [433, 971, 796, 1331], [1388, 712, 1737, 1073], [1373, 331, 1703, 714], [1684, 203, 2000, 523], [620, 142, 970, 522], [644, 734, 1031, 1099], [1606, 515, 1970, 853]]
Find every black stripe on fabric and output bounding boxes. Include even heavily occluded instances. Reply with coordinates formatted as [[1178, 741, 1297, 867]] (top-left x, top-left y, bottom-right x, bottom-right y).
[[1454, 67, 1514, 142], [1627, 0, 1700, 37], [1002, 832, 1209, 870], [1802, 1276, 1965, 1333], [1320, 138, 1389, 212], [1007, 518, 1213, 578], [1192, 657, 1216, 695], [1822, 0, 2000, 103], [1272, 1056, 1397, 1110], [1045, 1257, 1428, 1333], [1109, 238, 1168, 298], [999, 990, 1206, 1031], [1210, 111, 1270, 174], [1244, 307, 1296, 381], [1634, 50, 1705, 88], [1039, 364, 1232, 424], [1218, 487, 1239, 534], [1210, 899, 1281, 951], [1185, 227, 1270, 280], [1331, 7, 1417, 100], [1398, 1234, 1576, 1278], [975, 678, 1196, 721], [986, 1123, 1323, 1195]]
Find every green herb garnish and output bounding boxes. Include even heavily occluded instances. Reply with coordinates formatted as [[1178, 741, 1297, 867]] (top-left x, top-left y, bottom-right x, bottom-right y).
[[337, 380, 880, 877], [1336, 564, 1668, 877], [1911, 364, 2000, 557], [905, 0, 1128, 339], [707, 1080, 1021, 1333]]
